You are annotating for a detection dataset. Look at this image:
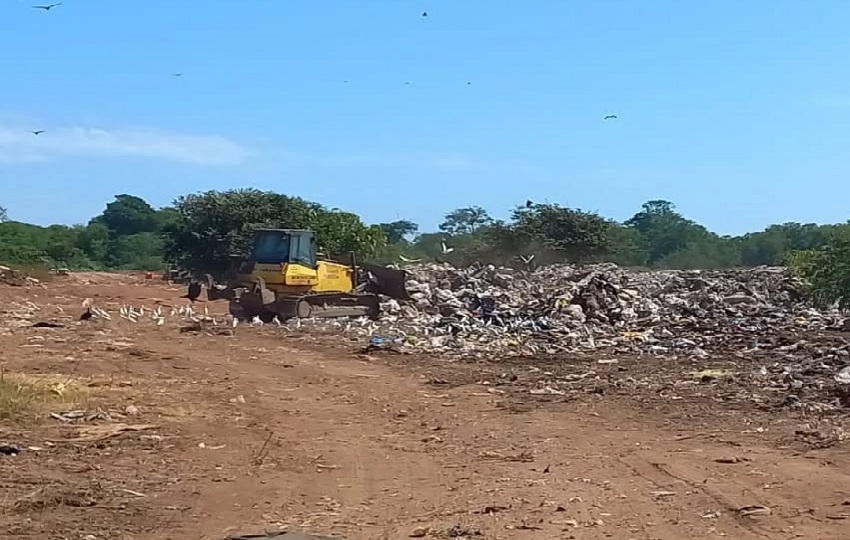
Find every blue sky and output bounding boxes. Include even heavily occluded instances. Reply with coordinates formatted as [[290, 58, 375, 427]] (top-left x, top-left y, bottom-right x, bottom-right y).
[[2, 0, 850, 234]]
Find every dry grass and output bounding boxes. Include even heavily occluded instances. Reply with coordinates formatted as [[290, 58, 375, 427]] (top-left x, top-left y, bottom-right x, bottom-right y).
[[8, 264, 55, 282], [0, 263, 54, 286], [0, 371, 88, 420]]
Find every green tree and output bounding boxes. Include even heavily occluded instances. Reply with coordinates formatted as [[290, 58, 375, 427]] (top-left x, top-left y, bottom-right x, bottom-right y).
[[153, 207, 180, 230], [740, 223, 832, 266], [510, 203, 611, 263], [108, 232, 166, 269], [76, 223, 111, 264], [0, 221, 51, 263], [162, 189, 383, 275], [439, 206, 492, 235], [379, 220, 419, 244], [789, 227, 850, 307], [312, 209, 387, 259], [656, 236, 741, 270], [92, 194, 158, 236], [163, 189, 320, 275], [606, 224, 649, 267], [625, 200, 712, 265], [43, 225, 89, 267]]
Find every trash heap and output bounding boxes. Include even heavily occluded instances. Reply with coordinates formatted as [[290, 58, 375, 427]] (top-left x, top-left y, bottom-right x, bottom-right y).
[[284, 262, 830, 356], [321, 261, 849, 412], [368, 262, 828, 353]]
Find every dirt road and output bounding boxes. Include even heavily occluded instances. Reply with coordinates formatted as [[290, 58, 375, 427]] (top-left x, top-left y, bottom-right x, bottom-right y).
[[1, 274, 849, 539]]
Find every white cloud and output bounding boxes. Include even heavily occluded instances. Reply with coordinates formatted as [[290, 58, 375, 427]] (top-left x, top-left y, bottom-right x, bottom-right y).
[[0, 125, 255, 165]]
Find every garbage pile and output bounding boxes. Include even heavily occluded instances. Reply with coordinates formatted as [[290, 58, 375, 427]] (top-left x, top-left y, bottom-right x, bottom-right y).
[[287, 262, 850, 407], [366, 262, 850, 412], [375, 262, 835, 354], [288, 262, 829, 355]]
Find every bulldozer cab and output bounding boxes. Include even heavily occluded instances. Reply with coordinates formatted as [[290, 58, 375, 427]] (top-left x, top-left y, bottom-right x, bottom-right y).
[[251, 229, 317, 267]]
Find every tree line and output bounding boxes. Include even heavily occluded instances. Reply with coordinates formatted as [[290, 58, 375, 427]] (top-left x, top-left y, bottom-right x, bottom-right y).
[[1, 190, 850, 303]]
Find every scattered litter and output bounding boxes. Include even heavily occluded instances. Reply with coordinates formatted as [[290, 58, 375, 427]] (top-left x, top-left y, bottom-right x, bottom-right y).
[[409, 526, 429, 538], [0, 444, 21, 456], [714, 456, 748, 464], [49, 424, 158, 443], [738, 505, 772, 517], [31, 321, 64, 328]]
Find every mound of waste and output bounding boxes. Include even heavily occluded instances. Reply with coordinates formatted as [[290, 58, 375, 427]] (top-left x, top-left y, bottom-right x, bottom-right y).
[[287, 263, 850, 408], [374, 262, 830, 354]]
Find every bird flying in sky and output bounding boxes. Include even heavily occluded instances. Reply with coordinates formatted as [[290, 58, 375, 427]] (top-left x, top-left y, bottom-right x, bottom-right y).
[[422, 11, 428, 17], [30, 130, 45, 136], [440, 241, 454, 255], [32, 3, 61, 11], [604, 115, 618, 120]]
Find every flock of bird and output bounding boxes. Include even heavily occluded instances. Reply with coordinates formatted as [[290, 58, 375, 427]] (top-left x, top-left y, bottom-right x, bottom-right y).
[[21, 3, 619, 136], [77, 298, 280, 329], [73, 298, 398, 336]]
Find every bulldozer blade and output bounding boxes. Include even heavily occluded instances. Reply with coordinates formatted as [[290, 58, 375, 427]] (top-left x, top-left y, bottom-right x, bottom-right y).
[[204, 274, 235, 301], [359, 263, 410, 301]]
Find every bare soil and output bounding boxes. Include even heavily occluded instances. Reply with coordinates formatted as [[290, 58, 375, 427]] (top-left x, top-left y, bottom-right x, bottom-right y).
[[0, 273, 848, 539]]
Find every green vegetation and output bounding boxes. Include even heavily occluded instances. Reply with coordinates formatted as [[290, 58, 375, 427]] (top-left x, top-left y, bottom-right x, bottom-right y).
[[2, 192, 850, 297], [787, 228, 850, 308]]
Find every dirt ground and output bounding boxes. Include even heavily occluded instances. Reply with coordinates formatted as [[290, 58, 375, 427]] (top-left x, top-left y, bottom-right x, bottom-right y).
[[1, 273, 849, 540]]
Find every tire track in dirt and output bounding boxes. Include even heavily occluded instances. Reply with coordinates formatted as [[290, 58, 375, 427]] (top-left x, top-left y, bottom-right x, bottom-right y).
[[2, 276, 849, 539], [121, 334, 850, 539]]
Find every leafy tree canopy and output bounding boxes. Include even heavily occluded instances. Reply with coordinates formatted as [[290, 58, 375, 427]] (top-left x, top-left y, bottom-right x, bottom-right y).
[[4, 191, 850, 310], [379, 220, 419, 244], [92, 194, 158, 236], [439, 206, 492, 235]]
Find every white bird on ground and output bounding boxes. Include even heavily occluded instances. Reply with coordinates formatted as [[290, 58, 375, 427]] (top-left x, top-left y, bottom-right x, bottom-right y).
[[204, 306, 209, 317], [440, 241, 454, 254], [231, 317, 239, 328], [251, 315, 263, 326], [156, 317, 165, 326], [272, 316, 282, 327]]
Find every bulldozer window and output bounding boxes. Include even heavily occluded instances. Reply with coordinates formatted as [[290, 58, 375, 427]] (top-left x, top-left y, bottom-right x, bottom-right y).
[[290, 233, 317, 267], [253, 232, 291, 263]]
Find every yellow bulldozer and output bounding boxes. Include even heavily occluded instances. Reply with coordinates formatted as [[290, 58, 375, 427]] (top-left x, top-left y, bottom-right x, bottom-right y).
[[196, 228, 410, 322]]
